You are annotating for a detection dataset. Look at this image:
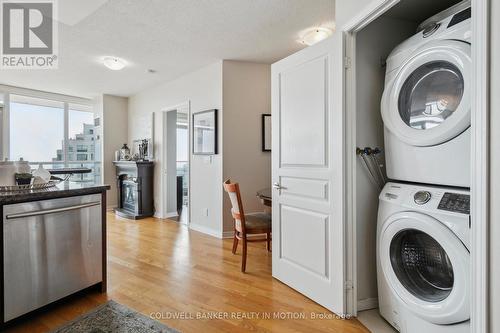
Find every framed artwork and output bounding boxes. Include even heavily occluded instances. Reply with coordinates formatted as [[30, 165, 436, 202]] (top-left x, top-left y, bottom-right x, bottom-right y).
[[262, 114, 271, 151], [193, 109, 218, 155]]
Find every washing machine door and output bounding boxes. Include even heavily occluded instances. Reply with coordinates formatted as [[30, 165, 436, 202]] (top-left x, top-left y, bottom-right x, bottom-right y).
[[379, 211, 470, 325], [381, 40, 471, 147]]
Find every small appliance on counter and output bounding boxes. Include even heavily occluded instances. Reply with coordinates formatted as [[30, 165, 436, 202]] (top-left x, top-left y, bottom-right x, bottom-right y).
[[0, 159, 31, 186]]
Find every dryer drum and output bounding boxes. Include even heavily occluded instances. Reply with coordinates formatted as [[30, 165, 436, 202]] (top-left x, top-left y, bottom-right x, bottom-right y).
[[390, 229, 454, 303]]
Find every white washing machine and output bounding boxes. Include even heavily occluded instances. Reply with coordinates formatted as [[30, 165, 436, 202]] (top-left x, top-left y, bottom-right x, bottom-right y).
[[377, 182, 470, 333], [381, 0, 471, 187]]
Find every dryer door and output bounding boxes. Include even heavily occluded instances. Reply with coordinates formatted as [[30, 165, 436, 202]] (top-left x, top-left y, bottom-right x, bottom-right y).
[[379, 212, 469, 324], [381, 40, 471, 146]]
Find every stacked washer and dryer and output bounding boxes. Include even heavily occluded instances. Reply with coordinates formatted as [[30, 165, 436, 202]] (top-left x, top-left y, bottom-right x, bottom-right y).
[[376, 1, 471, 332]]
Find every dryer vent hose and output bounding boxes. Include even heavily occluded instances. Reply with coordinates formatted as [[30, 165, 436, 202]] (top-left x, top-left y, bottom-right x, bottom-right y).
[[356, 146, 387, 190]]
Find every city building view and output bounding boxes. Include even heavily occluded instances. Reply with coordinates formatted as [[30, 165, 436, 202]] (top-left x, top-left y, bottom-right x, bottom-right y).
[[53, 121, 102, 183]]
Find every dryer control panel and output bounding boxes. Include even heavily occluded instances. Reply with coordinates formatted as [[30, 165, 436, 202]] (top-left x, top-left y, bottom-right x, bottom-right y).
[[437, 192, 470, 215]]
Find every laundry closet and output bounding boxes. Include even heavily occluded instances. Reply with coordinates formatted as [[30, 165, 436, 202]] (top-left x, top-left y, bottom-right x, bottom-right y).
[[351, 0, 471, 332]]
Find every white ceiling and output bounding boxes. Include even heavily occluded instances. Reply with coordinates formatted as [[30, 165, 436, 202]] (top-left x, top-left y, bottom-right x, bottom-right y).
[[0, 0, 335, 98]]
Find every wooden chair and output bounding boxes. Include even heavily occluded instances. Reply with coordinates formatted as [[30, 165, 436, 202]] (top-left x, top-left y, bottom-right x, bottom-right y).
[[223, 179, 271, 272]]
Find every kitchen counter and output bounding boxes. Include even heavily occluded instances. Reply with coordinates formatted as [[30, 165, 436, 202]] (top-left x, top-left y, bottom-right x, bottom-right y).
[[0, 181, 109, 325], [0, 181, 110, 205]]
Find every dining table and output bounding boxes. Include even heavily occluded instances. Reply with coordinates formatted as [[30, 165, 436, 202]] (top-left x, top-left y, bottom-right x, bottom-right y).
[[256, 187, 272, 207]]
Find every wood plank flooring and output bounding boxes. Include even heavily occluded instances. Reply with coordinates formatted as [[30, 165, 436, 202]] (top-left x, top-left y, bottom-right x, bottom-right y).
[[4, 214, 370, 333]]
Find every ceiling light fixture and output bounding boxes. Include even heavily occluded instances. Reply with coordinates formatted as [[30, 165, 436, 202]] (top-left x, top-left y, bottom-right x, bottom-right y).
[[103, 56, 126, 70], [301, 27, 333, 46]]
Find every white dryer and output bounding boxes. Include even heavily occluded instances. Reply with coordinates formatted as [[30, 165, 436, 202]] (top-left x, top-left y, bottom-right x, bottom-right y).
[[377, 182, 470, 333], [381, 1, 471, 187]]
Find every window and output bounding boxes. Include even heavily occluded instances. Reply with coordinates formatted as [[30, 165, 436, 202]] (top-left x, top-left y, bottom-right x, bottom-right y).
[[9, 95, 64, 162], [1, 92, 101, 183]]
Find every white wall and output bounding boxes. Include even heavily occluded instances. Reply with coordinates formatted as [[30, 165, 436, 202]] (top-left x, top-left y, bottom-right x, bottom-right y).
[[128, 61, 223, 236], [490, 0, 499, 330], [222, 60, 272, 234], [101, 94, 129, 208], [335, 0, 373, 29], [355, 16, 416, 308]]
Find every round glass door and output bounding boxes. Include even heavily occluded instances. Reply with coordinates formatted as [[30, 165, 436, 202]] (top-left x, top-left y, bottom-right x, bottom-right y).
[[398, 61, 464, 130], [390, 229, 454, 303], [381, 40, 471, 147]]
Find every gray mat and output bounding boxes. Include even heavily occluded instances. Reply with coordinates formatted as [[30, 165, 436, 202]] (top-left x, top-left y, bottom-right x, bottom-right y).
[[50, 300, 180, 333]]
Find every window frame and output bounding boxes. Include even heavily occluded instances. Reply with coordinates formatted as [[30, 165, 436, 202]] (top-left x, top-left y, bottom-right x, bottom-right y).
[[0, 86, 100, 176]]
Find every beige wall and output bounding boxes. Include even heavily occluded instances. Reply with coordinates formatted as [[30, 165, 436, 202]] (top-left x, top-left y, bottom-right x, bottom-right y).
[[128, 61, 224, 236], [222, 60, 271, 234], [102, 94, 129, 208]]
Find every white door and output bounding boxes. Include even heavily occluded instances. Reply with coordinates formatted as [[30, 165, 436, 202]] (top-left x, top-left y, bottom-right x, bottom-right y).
[[271, 35, 345, 314]]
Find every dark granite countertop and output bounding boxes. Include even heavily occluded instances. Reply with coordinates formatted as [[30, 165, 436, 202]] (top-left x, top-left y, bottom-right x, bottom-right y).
[[0, 181, 110, 205]]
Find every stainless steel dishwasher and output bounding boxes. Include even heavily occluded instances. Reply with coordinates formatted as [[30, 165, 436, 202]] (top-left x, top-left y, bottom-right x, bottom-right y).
[[3, 194, 102, 322]]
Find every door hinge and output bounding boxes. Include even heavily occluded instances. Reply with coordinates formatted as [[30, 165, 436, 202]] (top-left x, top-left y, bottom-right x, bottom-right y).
[[344, 56, 352, 69], [344, 280, 354, 290]]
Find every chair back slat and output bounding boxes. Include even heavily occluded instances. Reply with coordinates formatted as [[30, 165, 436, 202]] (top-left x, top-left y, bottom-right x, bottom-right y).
[[223, 179, 245, 234]]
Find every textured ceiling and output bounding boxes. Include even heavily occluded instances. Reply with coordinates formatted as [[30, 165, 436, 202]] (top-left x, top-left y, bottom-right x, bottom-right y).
[[0, 0, 335, 98]]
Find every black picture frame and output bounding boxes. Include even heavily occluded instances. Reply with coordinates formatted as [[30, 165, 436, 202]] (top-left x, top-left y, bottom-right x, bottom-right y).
[[193, 109, 218, 155], [262, 114, 271, 152]]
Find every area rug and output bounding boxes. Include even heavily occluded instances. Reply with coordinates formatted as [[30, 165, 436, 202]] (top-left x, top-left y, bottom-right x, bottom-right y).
[[50, 300, 180, 333]]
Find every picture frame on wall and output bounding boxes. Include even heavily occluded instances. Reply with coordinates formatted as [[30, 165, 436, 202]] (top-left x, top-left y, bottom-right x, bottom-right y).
[[193, 109, 218, 155], [262, 114, 271, 152]]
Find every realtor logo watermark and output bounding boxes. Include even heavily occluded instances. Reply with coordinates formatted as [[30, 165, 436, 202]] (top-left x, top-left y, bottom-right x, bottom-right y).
[[1, 0, 58, 69]]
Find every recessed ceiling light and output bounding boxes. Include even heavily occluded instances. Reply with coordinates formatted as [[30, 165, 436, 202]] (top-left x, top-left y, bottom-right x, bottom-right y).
[[301, 27, 333, 46], [103, 56, 126, 70]]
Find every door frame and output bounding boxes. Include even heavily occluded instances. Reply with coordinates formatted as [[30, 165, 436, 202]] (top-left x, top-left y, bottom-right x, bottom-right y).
[[342, 1, 490, 332], [159, 101, 191, 223]]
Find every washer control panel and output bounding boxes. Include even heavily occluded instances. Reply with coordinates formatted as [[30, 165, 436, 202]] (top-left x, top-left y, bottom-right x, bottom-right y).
[[438, 192, 470, 215], [414, 191, 431, 205]]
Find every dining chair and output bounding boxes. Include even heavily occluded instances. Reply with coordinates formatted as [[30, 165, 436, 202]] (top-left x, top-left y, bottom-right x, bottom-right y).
[[223, 179, 271, 272]]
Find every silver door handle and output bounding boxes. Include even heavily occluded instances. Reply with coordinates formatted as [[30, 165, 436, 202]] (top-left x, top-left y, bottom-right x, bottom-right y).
[[6, 201, 101, 220], [273, 182, 283, 190]]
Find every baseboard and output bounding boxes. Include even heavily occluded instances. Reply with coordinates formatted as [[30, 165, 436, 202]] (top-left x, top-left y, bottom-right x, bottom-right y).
[[153, 211, 178, 219], [358, 298, 379, 312], [106, 205, 117, 212], [189, 223, 222, 239]]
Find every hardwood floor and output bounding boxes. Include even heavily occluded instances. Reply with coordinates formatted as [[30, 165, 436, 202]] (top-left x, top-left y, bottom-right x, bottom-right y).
[[4, 214, 370, 333]]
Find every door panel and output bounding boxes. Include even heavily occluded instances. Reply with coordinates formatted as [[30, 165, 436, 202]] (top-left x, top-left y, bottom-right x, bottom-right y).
[[280, 205, 329, 277], [280, 56, 328, 167], [280, 177, 329, 201], [272, 34, 345, 314]]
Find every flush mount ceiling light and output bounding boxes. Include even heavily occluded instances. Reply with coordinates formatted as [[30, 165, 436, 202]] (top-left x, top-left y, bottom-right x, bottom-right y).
[[301, 27, 333, 46], [103, 56, 126, 70]]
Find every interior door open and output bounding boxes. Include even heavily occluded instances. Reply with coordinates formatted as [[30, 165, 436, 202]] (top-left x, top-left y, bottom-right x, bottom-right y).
[[271, 35, 345, 314]]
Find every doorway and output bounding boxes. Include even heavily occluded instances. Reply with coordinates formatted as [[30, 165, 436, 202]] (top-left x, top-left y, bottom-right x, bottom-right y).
[[342, 1, 486, 332], [161, 102, 190, 224]]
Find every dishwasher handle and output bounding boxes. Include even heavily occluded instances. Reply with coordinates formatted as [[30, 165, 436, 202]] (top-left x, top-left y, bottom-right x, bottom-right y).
[[5, 201, 101, 220]]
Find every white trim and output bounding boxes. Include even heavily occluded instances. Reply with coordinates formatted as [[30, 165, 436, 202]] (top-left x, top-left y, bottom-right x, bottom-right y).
[[0, 84, 92, 105], [357, 298, 379, 312], [341, 0, 400, 32], [2, 94, 10, 160], [470, 0, 490, 331], [154, 211, 178, 219], [189, 223, 222, 239], [159, 101, 191, 222], [342, 0, 402, 317]]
